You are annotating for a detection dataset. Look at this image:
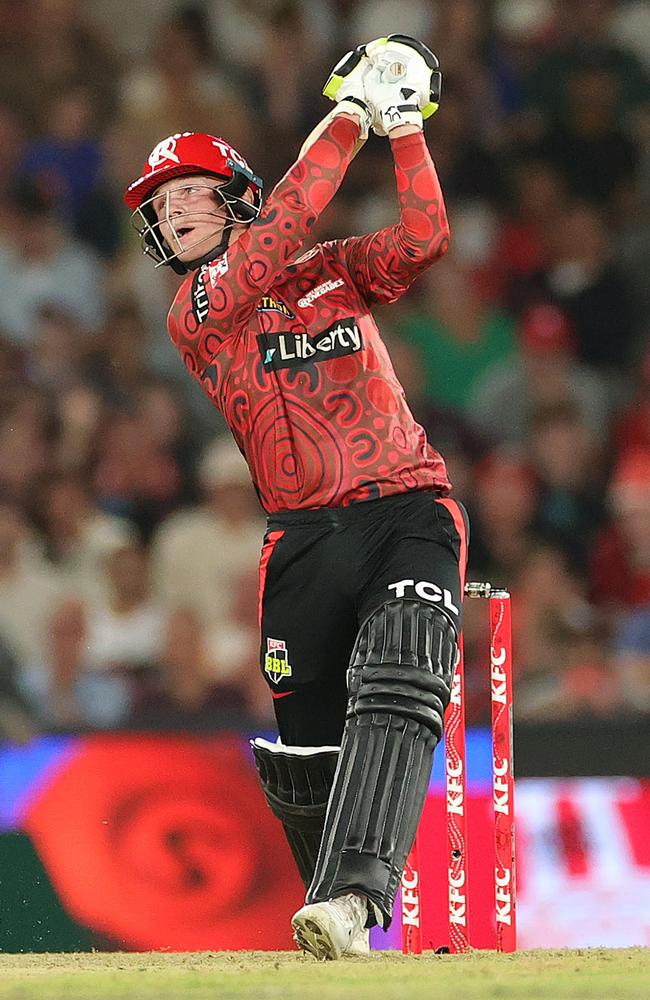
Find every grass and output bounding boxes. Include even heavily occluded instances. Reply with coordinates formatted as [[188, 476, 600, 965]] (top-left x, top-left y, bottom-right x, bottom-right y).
[[0, 948, 647, 1000]]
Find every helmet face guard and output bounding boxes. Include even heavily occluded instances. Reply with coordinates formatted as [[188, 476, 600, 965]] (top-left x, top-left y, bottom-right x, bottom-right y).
[[124, 133, 263, 274]]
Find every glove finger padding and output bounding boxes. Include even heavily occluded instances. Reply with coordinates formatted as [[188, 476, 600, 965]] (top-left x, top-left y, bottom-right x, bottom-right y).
[[365, 34, 441, 135], [321, 44, 372, 140], [323, 44, 369, 102]]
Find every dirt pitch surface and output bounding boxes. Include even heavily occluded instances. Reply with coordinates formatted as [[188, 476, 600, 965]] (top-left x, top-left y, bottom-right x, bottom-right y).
[[0, 948, 647, 1000]]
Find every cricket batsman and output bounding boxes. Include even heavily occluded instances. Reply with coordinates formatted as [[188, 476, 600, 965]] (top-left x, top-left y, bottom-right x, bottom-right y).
[[124, 35, 468, 959]]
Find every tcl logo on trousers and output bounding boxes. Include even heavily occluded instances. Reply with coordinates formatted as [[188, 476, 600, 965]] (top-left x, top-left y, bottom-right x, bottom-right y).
[[388, 579, 459, 614]]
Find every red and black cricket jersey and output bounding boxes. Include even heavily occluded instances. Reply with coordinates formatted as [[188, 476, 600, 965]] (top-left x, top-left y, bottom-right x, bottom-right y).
[[167, 116, 452, 513]]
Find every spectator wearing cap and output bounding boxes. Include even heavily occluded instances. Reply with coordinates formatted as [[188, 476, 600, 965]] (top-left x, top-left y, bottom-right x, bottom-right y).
[[591, 448, 650, 614], [468, 301, 612, 446], [150, 435, 265, 703]]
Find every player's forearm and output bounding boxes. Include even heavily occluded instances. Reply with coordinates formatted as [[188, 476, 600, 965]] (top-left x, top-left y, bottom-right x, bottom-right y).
[[261, 114, 361, 249], [390, 131, 450, 260]]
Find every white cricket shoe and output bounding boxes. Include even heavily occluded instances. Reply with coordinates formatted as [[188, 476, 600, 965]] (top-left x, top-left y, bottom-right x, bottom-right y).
[[292, 893, 370, 960], [347, 926, 371, 955]]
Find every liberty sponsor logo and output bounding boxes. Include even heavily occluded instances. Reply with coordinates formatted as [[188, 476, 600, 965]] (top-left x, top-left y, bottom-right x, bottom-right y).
[[258, 317, 363, 371], [297, 278, 344, 308], [257, 295, 295, 319], [387, 579, 460, 615], [264, 638, 292, 684]]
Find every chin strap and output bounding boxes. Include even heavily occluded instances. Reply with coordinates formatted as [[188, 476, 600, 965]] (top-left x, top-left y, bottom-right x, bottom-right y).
[[171, 233, 231, 275]]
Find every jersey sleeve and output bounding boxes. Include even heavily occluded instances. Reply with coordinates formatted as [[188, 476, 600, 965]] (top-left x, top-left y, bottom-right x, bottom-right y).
[[339, 131, 450, 305], [167, 115, 362, 378]]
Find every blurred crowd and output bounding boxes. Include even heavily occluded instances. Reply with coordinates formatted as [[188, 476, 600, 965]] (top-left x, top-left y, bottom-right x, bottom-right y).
[[0, 0, 649, 738]]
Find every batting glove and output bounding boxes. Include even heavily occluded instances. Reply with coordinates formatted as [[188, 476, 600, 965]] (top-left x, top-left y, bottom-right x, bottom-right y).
[[363, 34, 442, 136], [321, 45, 373, 140]]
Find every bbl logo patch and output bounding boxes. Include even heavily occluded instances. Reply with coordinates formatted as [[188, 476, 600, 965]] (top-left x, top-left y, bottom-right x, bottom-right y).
[[264, 638, 292, 684]]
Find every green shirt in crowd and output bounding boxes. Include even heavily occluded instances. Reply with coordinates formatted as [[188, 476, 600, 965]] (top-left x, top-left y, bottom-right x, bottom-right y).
[[399, 309, 517, 412]]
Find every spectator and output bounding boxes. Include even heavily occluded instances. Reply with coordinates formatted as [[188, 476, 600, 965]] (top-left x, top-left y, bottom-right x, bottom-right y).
[[0, 501, 65, 669], [398, 256, 517, 412], [92, 403, 186, 539], [539, 61, 640, 206], [0, 393, 51, 507], [119, 4, 251, 161], [18, 598, 132, 730], [150, 436, 264, 689], [30, 470, 136, 602], [18, 84, 120, 257], [129, 608, 249, 730], [53, 382, 105, 474], [466, 449, 538, 583], [493, 157, 571, 311], [0, 184, 107, 344], [591, 448, 650, 613], [512, 543, 619, 721], [529, 400, 607, 572], [26, 305, 88, 392], [538, 200, 637, 375], [613, 604, 650, 713], [81, 539, 165, 682], [469, 302, 612, 446]]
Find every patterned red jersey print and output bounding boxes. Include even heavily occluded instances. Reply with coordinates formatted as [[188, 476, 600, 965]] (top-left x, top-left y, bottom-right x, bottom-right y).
[[167, 117, 451, 512]]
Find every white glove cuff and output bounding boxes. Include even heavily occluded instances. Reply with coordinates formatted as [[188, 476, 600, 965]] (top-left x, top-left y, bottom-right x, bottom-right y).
[[375, 102, 423, 136], [332, 97, 372, 139]]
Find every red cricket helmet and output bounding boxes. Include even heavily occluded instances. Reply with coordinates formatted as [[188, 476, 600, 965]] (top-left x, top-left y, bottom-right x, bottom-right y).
[[124, 131, 263, 274]]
